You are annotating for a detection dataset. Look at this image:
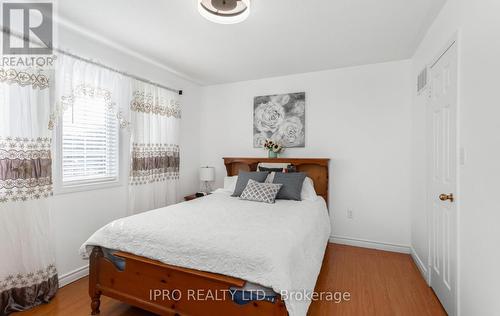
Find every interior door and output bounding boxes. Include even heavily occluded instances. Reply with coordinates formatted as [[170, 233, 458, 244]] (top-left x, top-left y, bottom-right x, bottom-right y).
[[428, 42, 458, 316]]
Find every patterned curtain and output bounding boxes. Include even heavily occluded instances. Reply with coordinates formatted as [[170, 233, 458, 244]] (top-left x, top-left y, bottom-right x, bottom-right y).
[[0, 67, 58, 314], [128, 81, 180, 214]]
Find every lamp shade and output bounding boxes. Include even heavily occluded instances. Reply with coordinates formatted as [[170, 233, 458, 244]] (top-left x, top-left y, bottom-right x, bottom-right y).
[[200, 167, 215, 181]]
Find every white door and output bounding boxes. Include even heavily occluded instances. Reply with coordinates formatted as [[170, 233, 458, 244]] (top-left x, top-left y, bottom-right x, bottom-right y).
[[428, 42, 458, 316]]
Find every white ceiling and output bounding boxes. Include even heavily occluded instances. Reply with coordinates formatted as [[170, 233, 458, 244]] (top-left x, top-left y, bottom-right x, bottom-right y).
[[57, 0, 446, 85]]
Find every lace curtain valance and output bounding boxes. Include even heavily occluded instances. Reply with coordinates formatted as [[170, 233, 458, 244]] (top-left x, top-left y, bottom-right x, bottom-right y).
[[50, 55, 130, 131]]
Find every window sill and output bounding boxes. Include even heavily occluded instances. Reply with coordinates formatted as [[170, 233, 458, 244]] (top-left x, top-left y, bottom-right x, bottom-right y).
[[55, 178, 123, 195]]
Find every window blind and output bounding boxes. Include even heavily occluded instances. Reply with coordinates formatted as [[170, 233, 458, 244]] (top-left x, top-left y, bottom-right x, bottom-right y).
[[62, 95, 119, 185]]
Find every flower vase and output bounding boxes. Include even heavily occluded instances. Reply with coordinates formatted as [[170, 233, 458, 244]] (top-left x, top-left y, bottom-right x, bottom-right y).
[[268, 150, 278, 158]]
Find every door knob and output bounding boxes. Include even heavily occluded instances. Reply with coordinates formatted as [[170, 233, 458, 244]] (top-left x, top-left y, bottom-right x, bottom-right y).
[[439, 193, 454, 202]]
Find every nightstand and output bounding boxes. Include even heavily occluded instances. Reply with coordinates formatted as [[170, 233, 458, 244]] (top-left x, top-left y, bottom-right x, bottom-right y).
[[184, 193, 210, 201]]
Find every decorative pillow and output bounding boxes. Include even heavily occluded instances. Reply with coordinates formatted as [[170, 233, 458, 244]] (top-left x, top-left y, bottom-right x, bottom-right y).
[[264, 172, 276, 183], [258, 166, 285, 172], [258, 165, 297, 173], [300, 177, 318, 201], [286, 165, 297, 173], [240, 179, 282, 204], [257, 162, 289, 169], [231, 171, 269, 197], [272, 172, 307, 201]]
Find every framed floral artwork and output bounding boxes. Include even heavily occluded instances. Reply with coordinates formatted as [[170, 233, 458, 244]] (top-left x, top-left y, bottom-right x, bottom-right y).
[[253, 92, 305, 148]]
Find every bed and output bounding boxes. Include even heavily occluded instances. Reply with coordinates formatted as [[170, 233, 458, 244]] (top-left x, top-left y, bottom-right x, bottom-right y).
[[80, 157, 330, 316]]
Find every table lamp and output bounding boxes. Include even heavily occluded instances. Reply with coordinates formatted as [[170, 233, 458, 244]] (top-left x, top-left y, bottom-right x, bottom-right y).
[[199, 166, 215, 193]]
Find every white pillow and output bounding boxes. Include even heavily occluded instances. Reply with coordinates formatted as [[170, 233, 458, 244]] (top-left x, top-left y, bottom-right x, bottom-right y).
[[300, 177, 318, 201], [223, 176, 238, 192], [264, 172, 275, 183]]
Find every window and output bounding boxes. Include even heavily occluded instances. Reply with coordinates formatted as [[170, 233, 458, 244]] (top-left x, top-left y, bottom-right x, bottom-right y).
[[61, 91, 119, 187]]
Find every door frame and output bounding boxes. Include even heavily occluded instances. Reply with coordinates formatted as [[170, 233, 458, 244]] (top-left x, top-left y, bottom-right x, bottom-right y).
[[425, 32, 461, 315]]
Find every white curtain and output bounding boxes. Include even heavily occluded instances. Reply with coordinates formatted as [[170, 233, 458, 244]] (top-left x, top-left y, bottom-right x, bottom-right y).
[[52, 55, 130, 131], [0, 54, 180, 312], [128, 81, 180, 214], [0, 67, 58, 313]]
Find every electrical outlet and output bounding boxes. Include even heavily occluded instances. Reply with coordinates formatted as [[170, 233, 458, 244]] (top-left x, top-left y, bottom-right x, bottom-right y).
[[347, 209, 353, 219]]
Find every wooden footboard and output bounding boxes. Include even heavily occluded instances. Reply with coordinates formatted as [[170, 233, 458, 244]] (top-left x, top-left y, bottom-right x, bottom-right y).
[[89, 247, 288, 316]]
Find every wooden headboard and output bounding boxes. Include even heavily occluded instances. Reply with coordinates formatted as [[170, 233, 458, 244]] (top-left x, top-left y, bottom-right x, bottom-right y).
[[223, 157, 330, 204]]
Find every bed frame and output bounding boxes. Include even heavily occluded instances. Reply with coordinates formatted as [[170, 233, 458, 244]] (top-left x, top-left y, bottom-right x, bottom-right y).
[[89, 157, 329, 316], [223, 157, 330, 204]]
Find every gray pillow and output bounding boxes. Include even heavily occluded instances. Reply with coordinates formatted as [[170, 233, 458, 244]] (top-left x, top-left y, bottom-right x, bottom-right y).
[[272, 172, 307, 200], [239, 179, 283, 204], [231, 171, 269, 197]]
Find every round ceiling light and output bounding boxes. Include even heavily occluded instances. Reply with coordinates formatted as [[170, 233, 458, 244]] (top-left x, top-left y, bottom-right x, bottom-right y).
[[198, 0, 250, 24]]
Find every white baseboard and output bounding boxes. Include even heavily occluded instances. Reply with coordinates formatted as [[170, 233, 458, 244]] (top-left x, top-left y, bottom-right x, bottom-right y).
[[410, 247, 430, 285], [58, 265, 89, 288], [329, 235, 411, 254]]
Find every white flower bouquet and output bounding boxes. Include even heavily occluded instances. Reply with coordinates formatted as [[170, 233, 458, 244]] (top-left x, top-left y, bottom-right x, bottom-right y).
[[263, 139, 283, 158]]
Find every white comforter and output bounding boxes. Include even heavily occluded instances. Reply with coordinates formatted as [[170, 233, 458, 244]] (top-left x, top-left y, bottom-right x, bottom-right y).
[[80, 190, 331, 316]]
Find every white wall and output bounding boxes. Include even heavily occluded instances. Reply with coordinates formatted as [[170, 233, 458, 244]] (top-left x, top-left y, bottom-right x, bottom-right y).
[[52, 24, 202, 282], [457, 1, 500, 315], [411, 0, 500, 314], [199, 60, 413, 249]]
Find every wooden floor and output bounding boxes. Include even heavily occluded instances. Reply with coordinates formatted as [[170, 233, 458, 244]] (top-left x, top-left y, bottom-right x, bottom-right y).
[[14, 244, 446, 316]]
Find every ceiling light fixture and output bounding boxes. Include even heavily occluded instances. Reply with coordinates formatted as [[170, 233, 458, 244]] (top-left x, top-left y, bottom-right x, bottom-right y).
[[198, 0, 250, 24]]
